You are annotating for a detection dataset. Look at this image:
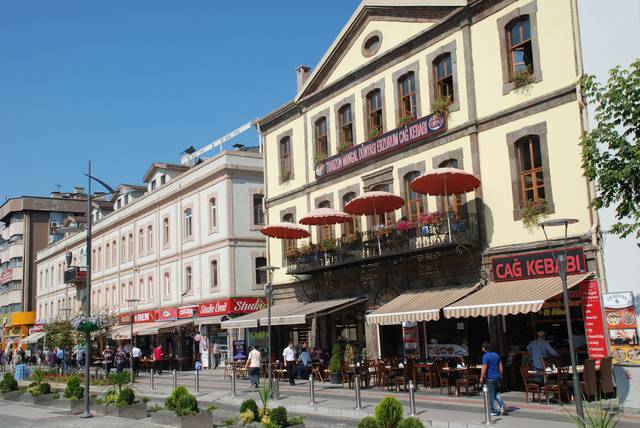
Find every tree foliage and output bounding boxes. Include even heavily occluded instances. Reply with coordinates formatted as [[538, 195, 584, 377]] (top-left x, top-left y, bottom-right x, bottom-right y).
[[580, 59, 640, 238], [43, 319, 81, 350]]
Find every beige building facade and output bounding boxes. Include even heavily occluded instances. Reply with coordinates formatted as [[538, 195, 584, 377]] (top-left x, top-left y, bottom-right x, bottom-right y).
[[253, 0, 606, 364]]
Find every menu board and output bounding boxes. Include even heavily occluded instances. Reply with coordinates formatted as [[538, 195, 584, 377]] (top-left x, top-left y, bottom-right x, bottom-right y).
[[232, 339, 246, 360], [603, 291, 640, 365], [579, 279, 608, 361], [402, 321, 419, 359], [427, 344, 468, 358]]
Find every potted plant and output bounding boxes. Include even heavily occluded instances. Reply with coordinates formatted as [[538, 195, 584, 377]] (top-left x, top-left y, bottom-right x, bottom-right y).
[[431, 96, 451, 116], [399, 114, 416, 125], [150, 386, 213, 428], [70, 308, 117, 333], [368, 127, 382, 141], [0, 372, 20, 401], [55, 373, 92, 414], [513, 66, 534, 92], [328, 344, 343, 384], [337, 142, 351, 154], [21, 369, 55, 405], [314, 153, 327, 164], [280, 171, 291, 182], [520, 198, 548, 230], [343, 343, 355, 365], [320, 239, 335, 252], [396, 219, 415, 232]]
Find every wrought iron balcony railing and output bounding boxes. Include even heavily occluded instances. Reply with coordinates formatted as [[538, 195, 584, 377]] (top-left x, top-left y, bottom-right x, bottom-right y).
[[285, 212, 480, 274]]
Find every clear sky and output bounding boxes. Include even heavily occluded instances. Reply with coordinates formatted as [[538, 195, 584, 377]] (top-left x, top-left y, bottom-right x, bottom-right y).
[[0, 1, 358, 197]]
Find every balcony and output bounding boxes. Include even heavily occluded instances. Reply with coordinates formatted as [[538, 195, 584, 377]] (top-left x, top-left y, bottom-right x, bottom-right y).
[[285, 212, 480, 275]]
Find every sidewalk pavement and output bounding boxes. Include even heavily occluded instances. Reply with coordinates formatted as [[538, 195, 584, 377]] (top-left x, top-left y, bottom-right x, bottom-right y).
[[116, 368, 640, 427]]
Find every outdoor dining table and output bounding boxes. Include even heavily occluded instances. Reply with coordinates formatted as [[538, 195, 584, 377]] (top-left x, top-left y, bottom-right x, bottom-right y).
[[441, 365, 478, 396], [527, 365, 585, 384]]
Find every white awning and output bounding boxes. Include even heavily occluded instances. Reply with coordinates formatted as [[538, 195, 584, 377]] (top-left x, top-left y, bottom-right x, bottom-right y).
[[157, 319, 194, 331], [110, 324, 152, 340], [194, 316, 224, 326], [20, 331, 45, 344], [221, 297, 365, 329], [136, 322, 171, 336]]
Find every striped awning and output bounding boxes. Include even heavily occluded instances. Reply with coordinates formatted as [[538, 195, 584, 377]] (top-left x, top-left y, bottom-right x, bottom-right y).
[[20, 331, 45, 344], [110, 323, 155, 340], [443, 273, 593, 318], [366, 284, 481, 325], [194, 316, 224, 326], [221, 297, 365, 329]]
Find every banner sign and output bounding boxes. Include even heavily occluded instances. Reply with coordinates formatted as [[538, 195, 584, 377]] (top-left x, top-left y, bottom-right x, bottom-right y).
[[314, 113, 447, 179], [178, 306, 196, 319], [603, 291, 640, 365], [0, 268, 13, 284], [133, 310, 156, 323], [197, 297, 266, 317], [579, 279, 609, 362], [491, 247, 586, 282], [157, 307, 178, 321]]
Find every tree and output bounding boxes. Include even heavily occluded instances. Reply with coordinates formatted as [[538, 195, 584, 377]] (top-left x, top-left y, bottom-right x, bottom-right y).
[[43, 319, 81, 351], [580, 59, 640, 239]]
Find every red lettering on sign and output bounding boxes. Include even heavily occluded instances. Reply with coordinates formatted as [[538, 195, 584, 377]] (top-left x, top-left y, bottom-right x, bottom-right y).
[[579, 279, 608, 363]]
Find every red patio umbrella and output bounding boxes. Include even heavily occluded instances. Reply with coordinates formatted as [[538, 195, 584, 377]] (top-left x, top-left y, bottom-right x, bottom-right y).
[[260, 222, 310, 240], [410, 167, 481, 239], [299, 207, 351, 225], [344, 191, 405, 254]]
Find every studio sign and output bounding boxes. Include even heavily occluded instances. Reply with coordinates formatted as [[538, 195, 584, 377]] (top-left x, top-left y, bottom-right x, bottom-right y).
[[314, 113, 447, 179], [491, 247, 586, 282]]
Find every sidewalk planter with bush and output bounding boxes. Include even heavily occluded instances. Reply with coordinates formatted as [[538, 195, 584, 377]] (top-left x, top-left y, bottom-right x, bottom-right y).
[[21, 369, 56, 405], [328, 344, 342, 384], [357, 397, 424, 428], [150, 386, 213, 428], [0, 373, 20, 401], [96, 371, 147, 419], [50, 374, 90, 414]]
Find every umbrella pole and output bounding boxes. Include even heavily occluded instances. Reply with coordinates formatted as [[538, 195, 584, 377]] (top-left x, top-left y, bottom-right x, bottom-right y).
[[444, 178, 452, 243]]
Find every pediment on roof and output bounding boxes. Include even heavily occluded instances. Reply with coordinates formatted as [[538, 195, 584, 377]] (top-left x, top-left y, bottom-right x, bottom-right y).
[[296, 1, 464, 101]]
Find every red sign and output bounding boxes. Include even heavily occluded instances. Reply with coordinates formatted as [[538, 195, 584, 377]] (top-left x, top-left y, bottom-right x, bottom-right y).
[[178, 306, 196, 319], [314, 113, 447, 179], [579, 279, 608, 362], [197, 297, 266, 317], [133, 310, 156, 323], [1, 268, 13, 284], [157, 307, 178, 321], [491, 247, 586, 282]]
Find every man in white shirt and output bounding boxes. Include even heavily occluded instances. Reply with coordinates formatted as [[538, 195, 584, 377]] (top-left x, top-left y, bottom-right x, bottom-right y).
[[282, 341, 297, 385], [131, 345, 142, 376], [245, 346, 262, 388]]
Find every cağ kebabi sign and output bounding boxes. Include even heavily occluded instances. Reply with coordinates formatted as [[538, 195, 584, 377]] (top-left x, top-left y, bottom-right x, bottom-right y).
[[314, 113, 447, 179], [491, 247, 586, 282]]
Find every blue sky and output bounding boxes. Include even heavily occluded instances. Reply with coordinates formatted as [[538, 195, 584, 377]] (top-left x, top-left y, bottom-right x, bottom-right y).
[[0, 1, 358, 197]]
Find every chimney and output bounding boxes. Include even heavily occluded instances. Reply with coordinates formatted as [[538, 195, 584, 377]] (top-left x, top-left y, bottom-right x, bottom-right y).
[[296, 65, 311, 92], [74, 186, 85, 195]]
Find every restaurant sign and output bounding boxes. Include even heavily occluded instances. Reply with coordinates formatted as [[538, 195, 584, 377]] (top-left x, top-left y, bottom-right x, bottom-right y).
[[314, 113, 447, 179], [197, 297, 266, 317], [579, 279, 609, 362], [178, 306, 196, 319], [133, 310, 156, 323], [491, 247, 586, 282], [603, 291, 640, 365], [157, 307, 178, 321], [0, 268, 13, 285]]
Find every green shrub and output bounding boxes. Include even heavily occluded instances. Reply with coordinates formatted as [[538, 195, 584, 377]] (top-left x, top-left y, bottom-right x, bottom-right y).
[[328, 344, 342, 373], [375, 397, 403, 428], [104, 387, 119, 404], [117, 387, 135, 406], [107, 371, 130, 392], [141, 396, 150, 403], [269, 406, 288, 427], [64, 375, 84, 400], [288, 415, 305, 426], [240, 398, 259, 422], [398, 417, 424, 428], [38, 383, 51, 395], [165, 386, 190, 411], [221, 417, 238, 427], [175, 393, 199, 416], [358, 416, 381, 428], [0, 373, 18, 393], [149, 403, 163, 413]]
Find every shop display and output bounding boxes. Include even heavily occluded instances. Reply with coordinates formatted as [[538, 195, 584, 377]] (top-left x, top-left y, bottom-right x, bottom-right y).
[[603, 291, 640, 365]]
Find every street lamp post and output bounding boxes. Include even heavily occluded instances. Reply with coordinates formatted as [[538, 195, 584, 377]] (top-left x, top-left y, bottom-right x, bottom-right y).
[[125, 296, 140, 390], [257, 265, 279, 398], [539, 218, 584, 421]]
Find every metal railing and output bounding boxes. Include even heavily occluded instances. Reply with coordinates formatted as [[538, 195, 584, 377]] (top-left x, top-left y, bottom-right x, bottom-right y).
[[286, 212, 479, 274]]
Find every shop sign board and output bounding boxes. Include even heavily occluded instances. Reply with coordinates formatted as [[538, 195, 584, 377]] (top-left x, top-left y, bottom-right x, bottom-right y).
[[427, 344, 468, 358], [0, 268, 13, 284], [233, 339, 246, 360], [401, 321, 419, 359], [197, 297, 266, 317], [603, 291, 640, 365], [133, 310, 156, 323], [314, 113, 447, 179], [178, 306, 196, 319], [157, 307, 178, 321], [491, 247, 586, 282], [579, 279, 608, 362]]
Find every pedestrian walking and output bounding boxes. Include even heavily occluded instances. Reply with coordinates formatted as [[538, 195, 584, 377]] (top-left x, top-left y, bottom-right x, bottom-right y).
[[153, 344, 164, 375], [131, 344, 141, 376], [480, 342, 504, 417], [297, 347, 311, 380], [211, 342, 220, 369], [245, 346, 262, 388], [114, 347, 127, 372], [102, 345, 114, 375], [282, 341, 297, 385]]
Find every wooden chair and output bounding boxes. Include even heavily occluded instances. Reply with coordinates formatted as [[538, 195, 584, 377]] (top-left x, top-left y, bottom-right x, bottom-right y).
[[456, 368, 479, 396], [422, 365, 435, 388], [569, 358, 598, 401], [394, 362, 414, 393], [311, 362, 324, 382], [435, 363, 453, 396], [598, 356, 616, 398], [544, 367, 570, 405], [519, 365, 543, 403]]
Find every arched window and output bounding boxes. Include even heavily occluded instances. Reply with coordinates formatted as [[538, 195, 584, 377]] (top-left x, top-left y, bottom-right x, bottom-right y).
[[105, 243, 110, 267], [366, 89, 383, 137], [51, 266, 55, 286], [210, 260, 218, 290], [128, 233, 134, 258], [128, 281, 134, 301], [370, 183, 394, 225], [139, 278, 145, 303], [121, 236, 126, 260], [163, 218, 170, 246], [209, 197, 217, 229], [404, 171, 423, 221], [147, 276, 154, 302], [279, 137, 292, 181], [164, 272, 171, 296], [516, 135, 545, 203], [342, 192, 360, 238], [314, 117, 329, 161], [184, 208, 193, 238], [112, 286, 116, 308], [433, 53, 453, 103], [318, 200, 333, 241], [282, 213, 296, 254], [398, 72, 417, 120], [138, 228, 144, 254], [185, 267, 192, 293], [120, 283, 126, 304], [507, 16, 533, 78], [112, 240, 117, 265], [147, 225, 153, 252], [438, 159, 463, 216], [338, 104, 354, 151]]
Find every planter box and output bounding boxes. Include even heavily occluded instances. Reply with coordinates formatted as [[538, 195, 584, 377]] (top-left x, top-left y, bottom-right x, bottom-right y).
[[50, 398, 96, 414], [105, 401, 148, 419], [0, 390, 21, 401], [151, 411, 212, 428], [21, 392, 57, 405], [329, 373, 342, 384]]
